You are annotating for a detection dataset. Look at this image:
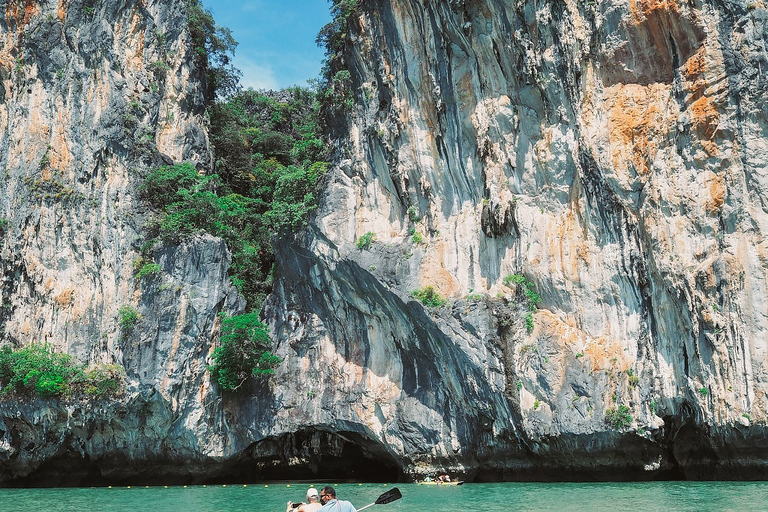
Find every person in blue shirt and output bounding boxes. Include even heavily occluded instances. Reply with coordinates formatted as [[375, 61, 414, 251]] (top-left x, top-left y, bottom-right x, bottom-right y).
[[318, 486, 357, 512]]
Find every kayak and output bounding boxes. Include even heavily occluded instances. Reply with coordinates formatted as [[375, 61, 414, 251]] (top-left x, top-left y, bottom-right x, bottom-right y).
[[417, 480, 464, 486]]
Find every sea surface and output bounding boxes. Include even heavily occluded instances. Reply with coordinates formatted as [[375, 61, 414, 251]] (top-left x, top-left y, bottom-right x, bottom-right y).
[[1, 481, 768, 511]]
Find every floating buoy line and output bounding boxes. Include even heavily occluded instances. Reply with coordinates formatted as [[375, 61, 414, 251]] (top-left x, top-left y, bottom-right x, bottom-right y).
[[106, 481, 359, 489]]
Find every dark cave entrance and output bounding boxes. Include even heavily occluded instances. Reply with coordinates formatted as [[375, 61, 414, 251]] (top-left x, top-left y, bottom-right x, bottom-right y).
[[220, 429, 404, 483], [3, 429, 403, 487]]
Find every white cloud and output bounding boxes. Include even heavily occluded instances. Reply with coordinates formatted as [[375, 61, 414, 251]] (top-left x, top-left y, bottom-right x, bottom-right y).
[[233, 56, 280, 91]]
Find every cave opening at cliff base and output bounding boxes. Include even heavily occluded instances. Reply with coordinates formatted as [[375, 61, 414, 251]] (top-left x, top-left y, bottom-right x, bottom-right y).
[[225, 429, 404, 484]]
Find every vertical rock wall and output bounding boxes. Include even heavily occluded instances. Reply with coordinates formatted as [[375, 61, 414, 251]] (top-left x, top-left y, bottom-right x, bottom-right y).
[[265, 0, 768, 479], [0, 0, 242, 483]]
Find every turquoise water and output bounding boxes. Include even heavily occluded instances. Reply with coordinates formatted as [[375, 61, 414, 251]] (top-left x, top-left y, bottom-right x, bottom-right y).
[[1, 482, 767, 511]]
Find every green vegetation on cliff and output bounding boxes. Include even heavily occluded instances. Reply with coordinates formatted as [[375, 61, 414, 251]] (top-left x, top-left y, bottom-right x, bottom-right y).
[[139, 2, 331, 392], [504, 273, 542, 334], [316, 0, 359, 113], [141, 88, 329, 311], [207, 313, 281, 391], [0, 344, 125, 399]]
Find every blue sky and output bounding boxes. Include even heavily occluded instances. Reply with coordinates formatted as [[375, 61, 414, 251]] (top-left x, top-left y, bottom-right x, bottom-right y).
[[201, 0, 332, 90]]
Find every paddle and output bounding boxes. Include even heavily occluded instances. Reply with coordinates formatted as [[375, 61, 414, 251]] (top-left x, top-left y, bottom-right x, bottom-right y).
[[356, 487, 402, 511]]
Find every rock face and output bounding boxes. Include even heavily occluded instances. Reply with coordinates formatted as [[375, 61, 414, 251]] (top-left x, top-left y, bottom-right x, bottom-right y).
[[2, 0, 768, 485], [0, 0, 243, 484], [264, 0, 768, 480]]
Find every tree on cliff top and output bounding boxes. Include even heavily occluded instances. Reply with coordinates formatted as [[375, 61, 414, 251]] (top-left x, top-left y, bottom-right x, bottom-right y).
[[186, 0, 240, 101]]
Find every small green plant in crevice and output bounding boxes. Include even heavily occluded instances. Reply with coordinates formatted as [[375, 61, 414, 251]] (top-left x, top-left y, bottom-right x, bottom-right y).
[[134, 261, 161, 280], [627, 368, 639, 386], [524, 312, 534, 334], [503, 273, 542, 333], [0, 218, 8, 236], [516, 380, 523, 392], [149, 60, 171, 76], [118, 305, 140, 331], [356, 231, 376, 250], [411, 230, 423, 245], [207, 312, 281, 392], [699, 386, 708, 396], [605, 405, 632, 429], [503, 273, 526, 286], [411, 285, 447, 308], [24, 177, 82, 203], [505, 273, 542, 310], [39, 146, 52, 171], [406, 206, 420, 223], [79, 364, 126, 398], [533, 399, 541, 410]]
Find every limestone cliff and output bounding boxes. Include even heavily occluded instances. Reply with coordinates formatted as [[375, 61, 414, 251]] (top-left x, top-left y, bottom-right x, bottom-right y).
[[264, 0, 768, 480], [2, 0, 768, 485], [0, 0, 243, 484]]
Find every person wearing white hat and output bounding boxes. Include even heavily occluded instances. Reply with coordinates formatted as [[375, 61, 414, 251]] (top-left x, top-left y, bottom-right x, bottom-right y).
[[287, 487, 322, 512]]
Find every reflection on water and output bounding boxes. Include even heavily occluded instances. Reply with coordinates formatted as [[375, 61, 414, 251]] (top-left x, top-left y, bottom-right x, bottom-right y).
[[1, 481, 767, 512]]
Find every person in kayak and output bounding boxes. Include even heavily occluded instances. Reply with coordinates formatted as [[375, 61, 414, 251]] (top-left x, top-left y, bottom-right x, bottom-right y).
[[318, 486, 357, 512], [286, 487, 322, 512]]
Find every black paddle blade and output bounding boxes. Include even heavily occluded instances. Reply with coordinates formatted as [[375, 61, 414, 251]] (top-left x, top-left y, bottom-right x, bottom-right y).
[[375, 487, 402, 505]]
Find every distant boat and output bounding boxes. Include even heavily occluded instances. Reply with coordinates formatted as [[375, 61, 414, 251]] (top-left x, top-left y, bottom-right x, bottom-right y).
[[417, 480, 464, 486]]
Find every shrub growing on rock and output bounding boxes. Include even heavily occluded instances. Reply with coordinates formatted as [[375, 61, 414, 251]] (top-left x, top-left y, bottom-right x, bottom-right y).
[[207, 313, 282, 392], [0, 344, 126, 399], [411, 286, 447, 308], [605, 405, 633, 429], [356, 231, 375, 250]]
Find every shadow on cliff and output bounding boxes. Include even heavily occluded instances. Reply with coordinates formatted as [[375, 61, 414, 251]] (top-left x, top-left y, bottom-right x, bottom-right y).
[[222, 429, 403, 483], [266, 235, 515, 475]]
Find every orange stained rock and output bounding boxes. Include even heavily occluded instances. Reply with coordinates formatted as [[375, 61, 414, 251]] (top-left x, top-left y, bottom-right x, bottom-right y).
[[40, 166, 53, 181], [23, 0, 34, 24], [57, 0, 66, 21], [583, 337, 631, 373], [547, 210, 584, 283], [54, 287, 74, 307], [689, 95, 719, 140], [49, 110, 73, 172], [683, 46, 708, 98], [629, 0, 679, 20], [420, 240, 460, 298], [606, 83, 672, 176], [538, 311, 583, 346], [3, 0, 37, 25], [684, 46, 707, 76], [706, 174, 726, 214]]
